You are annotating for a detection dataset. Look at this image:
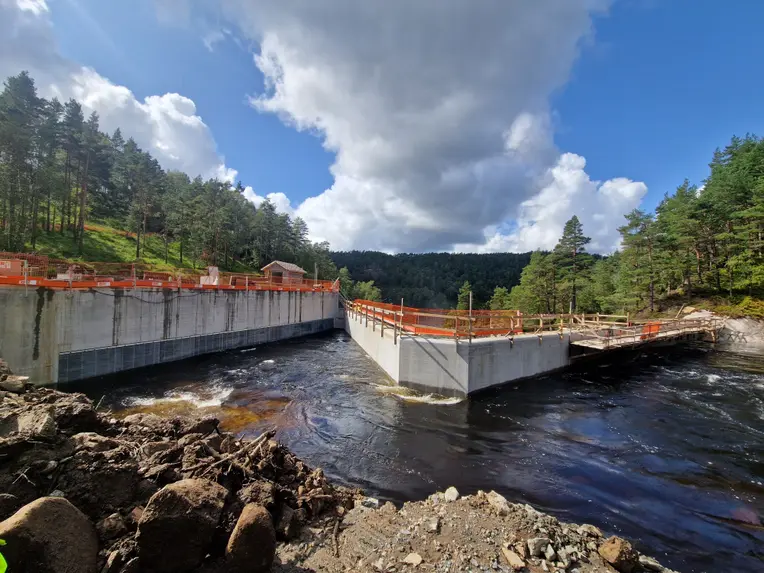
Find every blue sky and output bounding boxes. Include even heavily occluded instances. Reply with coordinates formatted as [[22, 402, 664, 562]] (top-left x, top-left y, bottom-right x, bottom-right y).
[[9, 0, 763, 252]]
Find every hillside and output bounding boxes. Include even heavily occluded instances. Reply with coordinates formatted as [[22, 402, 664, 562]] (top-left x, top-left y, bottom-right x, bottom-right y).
[[24, 223, 255, 273], [330, 251, 532, 308]]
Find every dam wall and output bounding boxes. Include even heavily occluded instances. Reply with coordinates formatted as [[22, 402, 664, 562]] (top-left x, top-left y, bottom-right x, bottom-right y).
[[345, 307, 570, 396], [0, 286, 339, 384]]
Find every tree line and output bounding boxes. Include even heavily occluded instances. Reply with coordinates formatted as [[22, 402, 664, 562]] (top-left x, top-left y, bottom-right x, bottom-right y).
[[486, 134, 764, 315], [0, 71, 337, 277], [330, 251, 532, 308]]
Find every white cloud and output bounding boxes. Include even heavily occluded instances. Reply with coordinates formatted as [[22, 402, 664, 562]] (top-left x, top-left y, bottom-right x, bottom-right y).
[[460, 153, 647, 254], [242, 186, 293, 215], [0, 0, 236, 182], [195, 0, 644, 253]]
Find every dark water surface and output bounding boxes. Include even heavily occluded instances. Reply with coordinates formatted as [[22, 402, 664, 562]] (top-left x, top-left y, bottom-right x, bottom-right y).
[[70, 332, 764, 572]]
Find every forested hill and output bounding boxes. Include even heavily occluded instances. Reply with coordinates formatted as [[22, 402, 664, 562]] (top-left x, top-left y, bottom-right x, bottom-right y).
[[330, 251, 532, 308]]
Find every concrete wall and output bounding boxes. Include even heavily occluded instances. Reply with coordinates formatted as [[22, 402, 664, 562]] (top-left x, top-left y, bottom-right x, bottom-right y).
[[344, 309, 400, 381], [466, 333, 570, 393], [345, 316, 572, 397], [399, 337, 469, 396], [0, 286, 339, 384]]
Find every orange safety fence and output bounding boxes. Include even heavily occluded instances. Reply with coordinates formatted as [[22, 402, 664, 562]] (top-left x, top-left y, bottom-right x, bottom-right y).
[[350, 300, 526, 338], [0, 252, 340, 293]]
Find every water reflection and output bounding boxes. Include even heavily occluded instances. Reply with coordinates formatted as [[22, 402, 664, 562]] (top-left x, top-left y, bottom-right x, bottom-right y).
[[69, 333, 764, 572]]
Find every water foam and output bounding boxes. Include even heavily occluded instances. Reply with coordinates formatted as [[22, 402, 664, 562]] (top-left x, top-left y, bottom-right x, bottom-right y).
[[373, 384, 464, 405], [124, 385, 234, 409], [707, 374, 721, 383]]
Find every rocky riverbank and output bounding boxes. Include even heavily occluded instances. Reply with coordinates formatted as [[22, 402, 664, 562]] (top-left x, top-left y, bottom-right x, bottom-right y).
[[0, 361, 678, 573]]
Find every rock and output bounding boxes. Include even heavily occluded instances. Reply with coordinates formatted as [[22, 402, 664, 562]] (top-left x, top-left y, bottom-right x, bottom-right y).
[[487, 490, 511, 515], [0, 496, 98, 573], [127, 506, 144, 526], [181, 416, 218, 435], [0, 375, 28, 393], [426, 516, 440, 533], [120, 557, 140, 573], [403, 552, 423, 566], [177, 433, 204, 448], [49, 490, 65, 498], [140, 441, 174, 459], [577, 523, 603, 537], [357, 497, 380, 509], [97, 512, 127, 541], [501, 547, 525, 569], [137, 478, 228, 573], [0, 406, 56, 440], [72, 432, 120, 452], [527, 537, 551, 557], [544, 543, 557, 561], [50, 393, 99, 432], [598, 536, 639, 573], [443, 486, 460, 502], [225, 504, 276, 573], [237, 481, 276, 509], [0, 493, 22, 521], [275, 504, 299, 540], [639, 554, 665, 572], [101, 551, 123, 573]]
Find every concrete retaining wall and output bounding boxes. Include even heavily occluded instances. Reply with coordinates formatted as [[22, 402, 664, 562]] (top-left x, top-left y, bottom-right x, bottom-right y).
[[346, 313, 572, 396], [0, 286, 339, 384], [345, 308, 400, 381]]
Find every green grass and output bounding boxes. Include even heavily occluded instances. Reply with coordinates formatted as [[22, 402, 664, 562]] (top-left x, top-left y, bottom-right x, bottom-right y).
[[27, 223, 256, 273]]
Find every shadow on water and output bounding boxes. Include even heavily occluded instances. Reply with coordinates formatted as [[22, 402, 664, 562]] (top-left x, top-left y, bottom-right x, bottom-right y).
[[69, 333, 764, 572]]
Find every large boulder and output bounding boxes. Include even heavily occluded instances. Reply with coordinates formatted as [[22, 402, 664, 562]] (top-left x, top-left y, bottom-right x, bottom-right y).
[[0, 406, 56, 440], [225, 504, 276, 573], [0, 496, 98, 573], [0, 375, 28, 394], [137, 478, 228, 573], [599, 536, 639, 573]]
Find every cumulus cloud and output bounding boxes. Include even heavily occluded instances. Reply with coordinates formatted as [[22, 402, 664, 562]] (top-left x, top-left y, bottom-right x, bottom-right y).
[[0, 0, 236, 182], [192, 0, 646, 253], [462, 153, 647, 254], [242, 186, 294, 215]]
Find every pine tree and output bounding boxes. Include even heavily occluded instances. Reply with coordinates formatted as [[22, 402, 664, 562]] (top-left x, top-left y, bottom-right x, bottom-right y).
[[554, 215, 591, 312], [457, 280, 472, 310]]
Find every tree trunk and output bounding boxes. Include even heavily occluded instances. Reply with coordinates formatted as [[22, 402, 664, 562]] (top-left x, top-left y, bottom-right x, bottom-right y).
[[62, 152, 70, 235], [77, 151, 90, 252]]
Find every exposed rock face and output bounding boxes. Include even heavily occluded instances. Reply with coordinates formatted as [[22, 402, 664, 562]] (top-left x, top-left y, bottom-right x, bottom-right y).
[[599, 536, 639, 573], [225, 504, 276, 573], [0, 496, 98, 573], [137, 479, 229, 573]]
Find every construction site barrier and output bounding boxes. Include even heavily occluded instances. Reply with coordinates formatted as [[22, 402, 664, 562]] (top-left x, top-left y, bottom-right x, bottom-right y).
[[0, 253, 339, 293], [347, 300, 637, 340]]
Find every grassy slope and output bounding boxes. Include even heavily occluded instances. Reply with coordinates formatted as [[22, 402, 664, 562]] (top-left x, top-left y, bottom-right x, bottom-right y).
[[28, 223, 254, 273]]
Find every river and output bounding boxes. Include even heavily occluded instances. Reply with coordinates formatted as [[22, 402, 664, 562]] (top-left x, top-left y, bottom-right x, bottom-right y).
[[68, 332, 764, 572]]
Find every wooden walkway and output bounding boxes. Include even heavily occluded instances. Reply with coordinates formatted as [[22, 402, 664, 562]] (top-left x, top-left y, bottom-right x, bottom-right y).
[[570, 317, 725, 352]]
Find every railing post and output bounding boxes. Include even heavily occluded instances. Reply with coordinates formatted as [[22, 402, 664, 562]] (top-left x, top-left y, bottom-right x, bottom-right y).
[[468, 291, 473, 343]]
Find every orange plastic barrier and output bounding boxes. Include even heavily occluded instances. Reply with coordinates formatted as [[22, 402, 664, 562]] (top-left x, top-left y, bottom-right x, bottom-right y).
[[640, 322, 661, 340]]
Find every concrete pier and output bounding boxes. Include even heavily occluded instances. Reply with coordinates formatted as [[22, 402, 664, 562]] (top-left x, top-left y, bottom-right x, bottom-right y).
[[345, 305, 569, 396], [0, 286, 339, 384]]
